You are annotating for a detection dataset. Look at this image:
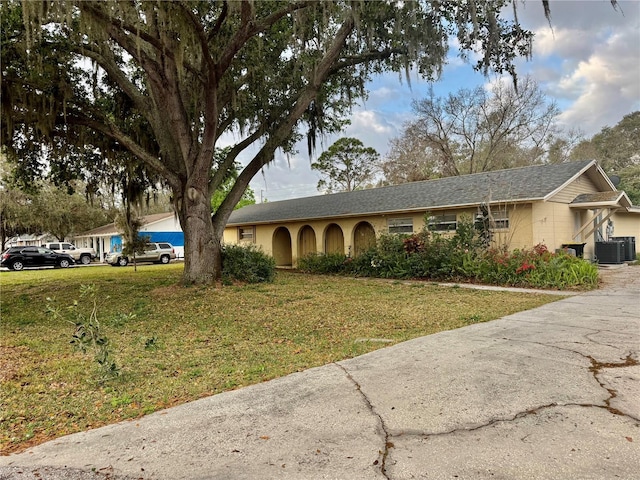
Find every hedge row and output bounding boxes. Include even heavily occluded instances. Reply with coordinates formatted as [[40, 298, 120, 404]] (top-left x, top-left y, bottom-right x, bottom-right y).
[[298, 220, 599, 290]]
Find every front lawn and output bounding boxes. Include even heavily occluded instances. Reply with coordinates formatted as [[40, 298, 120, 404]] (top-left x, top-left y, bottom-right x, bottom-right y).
[[1, 263, 561, 454]]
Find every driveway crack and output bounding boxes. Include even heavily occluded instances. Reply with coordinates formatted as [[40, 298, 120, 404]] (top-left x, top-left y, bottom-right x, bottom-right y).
[[392, 401, 637, 442], [588, 353, 639, 419], [334, 363, 392, 479], [492, 337, 639, 421]]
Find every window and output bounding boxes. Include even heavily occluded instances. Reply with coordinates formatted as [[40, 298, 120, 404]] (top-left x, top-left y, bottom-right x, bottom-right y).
[[61, 243, 73, 249], [428, 213, 457, 231], [491, 209, 509, 230], [49, 243, 60, 250], [238, 226, 255, 242], [388, 217, 414, 234]]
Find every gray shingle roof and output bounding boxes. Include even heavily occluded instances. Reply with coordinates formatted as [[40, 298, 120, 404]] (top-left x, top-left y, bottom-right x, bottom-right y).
[[228, 160, 596, 225]]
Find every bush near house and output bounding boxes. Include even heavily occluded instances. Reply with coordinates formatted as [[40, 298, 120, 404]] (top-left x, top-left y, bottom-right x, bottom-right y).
[[298, 218, 599, 290], [222, 243, 276, 283]]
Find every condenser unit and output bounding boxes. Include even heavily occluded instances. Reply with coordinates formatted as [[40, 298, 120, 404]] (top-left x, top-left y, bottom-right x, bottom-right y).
[[595, 242, 624, 264]]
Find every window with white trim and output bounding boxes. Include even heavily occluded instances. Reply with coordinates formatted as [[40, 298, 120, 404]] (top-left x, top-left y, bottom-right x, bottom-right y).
[[428, 213, 457, 231], [387, 217, 414, 234], [238, 226, 255, 243], [491, 209, 509, 230]]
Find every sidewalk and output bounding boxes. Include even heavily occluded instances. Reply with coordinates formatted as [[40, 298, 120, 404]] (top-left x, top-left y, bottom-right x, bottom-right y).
[[1, 266, 639, 479]]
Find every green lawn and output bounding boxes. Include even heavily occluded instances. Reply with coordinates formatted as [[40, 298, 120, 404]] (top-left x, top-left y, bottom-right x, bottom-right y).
[[1, 263, 562, 454]]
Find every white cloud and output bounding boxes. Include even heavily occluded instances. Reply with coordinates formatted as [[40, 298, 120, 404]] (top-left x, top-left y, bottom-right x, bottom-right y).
[[513, 1, 640, 135], [348, 111, 394, 135], [551, 29, 640, 133]]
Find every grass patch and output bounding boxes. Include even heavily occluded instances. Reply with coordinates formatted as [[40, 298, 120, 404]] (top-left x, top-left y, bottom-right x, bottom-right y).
[[1, 264, 562, 454]]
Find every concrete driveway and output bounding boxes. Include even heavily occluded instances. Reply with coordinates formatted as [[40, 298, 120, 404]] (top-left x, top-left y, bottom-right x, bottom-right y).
[[1, 267, 638, 479]]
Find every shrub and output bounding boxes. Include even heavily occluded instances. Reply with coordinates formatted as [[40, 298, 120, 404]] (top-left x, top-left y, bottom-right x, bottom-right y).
[[297, 252, 353, 274], [475, 244, 599, 289], [221, 244, 276, 283], [295, 215, 599, 290]]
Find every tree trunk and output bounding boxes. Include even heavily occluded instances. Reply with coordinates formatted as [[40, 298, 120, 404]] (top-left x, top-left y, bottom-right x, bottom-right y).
[[175, 180, 222, 285]]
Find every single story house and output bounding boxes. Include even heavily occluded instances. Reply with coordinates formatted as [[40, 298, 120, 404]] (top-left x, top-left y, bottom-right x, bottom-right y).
[[73, 212, 185, 261], [223, 160, 640, 266], [3, 233, 57, 250]]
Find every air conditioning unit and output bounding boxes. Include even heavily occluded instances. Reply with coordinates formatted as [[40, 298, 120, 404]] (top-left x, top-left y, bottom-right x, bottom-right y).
[[595, 242, 624, 264], [609, 237, 636, 262]]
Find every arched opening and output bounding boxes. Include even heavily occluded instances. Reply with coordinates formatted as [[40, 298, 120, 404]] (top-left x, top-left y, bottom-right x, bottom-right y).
[[298, 225, 317, 258], [272, 227, 292, 267], [324, 223, 345, 255], [353, 222, 376, 257]]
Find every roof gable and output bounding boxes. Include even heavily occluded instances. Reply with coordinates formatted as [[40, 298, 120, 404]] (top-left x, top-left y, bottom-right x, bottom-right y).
[[228, 160, 597, 225], [571, 191, 632, 208]]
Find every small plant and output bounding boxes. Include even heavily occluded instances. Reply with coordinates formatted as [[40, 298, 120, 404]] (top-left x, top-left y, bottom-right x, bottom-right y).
[[47, 284, 120, 383], [108, 311, 137, 327], [144, 336, 159, 350]]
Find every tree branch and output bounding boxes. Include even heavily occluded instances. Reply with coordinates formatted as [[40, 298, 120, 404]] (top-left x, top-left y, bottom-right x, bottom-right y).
[[213, 10, 356, 233]]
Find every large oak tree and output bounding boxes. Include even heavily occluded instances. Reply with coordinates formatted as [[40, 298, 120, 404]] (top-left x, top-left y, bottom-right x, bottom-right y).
[[2, 0, 536, 284]]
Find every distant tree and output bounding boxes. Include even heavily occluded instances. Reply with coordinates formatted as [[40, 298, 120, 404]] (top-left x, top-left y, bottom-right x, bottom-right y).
[[545, 129, 585, 164], [378, 126, 440, 185], [312, 138, 379, 193], [571, 111, 640, 171], [591, 112, 640, 172], [211, 179, 256, 213], [1, 154, 108, 245], [31, 185, 110, 241], [0, 186, 33, 248], [571, 111, 640, 203], [382, 76, 560, 181], [618, 166, 640, 205]]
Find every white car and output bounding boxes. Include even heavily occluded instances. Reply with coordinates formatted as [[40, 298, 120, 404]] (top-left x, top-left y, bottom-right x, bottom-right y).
[[42, 242, 97, 265], [105, 242, 176, 266]]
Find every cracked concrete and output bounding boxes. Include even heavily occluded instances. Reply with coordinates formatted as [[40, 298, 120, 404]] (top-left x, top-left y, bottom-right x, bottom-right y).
[[1, 266, 639, 479], [334, 362, 392, 479]]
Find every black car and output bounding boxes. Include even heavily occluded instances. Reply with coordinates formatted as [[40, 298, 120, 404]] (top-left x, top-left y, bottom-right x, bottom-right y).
[[1, 246, 75, 271]]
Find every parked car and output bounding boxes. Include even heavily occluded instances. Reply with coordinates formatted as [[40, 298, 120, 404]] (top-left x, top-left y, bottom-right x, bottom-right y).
[[42, 242, 97, 265], [1, 246, 75, 271], [105, 242, 176, 267]]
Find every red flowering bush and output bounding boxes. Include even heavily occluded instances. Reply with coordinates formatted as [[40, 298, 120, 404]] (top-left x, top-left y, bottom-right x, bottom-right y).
[[515, 261, 536, 274], [403, 234, 426, 254]]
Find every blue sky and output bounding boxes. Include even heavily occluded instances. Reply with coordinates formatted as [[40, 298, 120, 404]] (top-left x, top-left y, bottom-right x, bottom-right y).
[[247, 0, 640, 202]]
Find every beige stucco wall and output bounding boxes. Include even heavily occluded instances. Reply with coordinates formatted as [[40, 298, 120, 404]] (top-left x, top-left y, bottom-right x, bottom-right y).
[[223, 207, 539, 266], [529, 203, 640, 261], [530, 201, 581, 252], [489, 204, 533, 251], [611, 211, 640, 256], [225, 214, 408, 264]]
